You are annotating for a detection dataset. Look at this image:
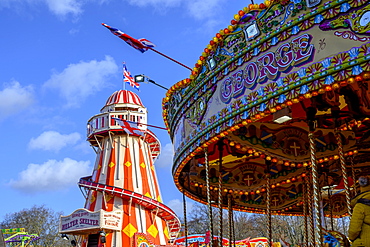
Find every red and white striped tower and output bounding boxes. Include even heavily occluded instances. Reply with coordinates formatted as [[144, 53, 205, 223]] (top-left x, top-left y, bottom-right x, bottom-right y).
[[75, 90, 180, 246]]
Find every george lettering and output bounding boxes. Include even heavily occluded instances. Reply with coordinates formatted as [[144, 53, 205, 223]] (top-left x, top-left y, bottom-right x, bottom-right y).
[[292, 33, 314, 65], [220, 33, 315, 103], [257, 52, 278, 80], [220, 77, 233, 104], [244, 62, 259, 89], [232, 70, 245, 99], [275, 43, 294, 71]]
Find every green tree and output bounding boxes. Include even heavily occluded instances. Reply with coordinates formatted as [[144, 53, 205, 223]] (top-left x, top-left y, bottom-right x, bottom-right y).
[[0, 205, 65, 247]]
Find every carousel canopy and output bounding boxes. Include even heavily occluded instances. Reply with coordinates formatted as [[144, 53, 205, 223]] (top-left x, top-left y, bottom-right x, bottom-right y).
[[163, 0, 370, 216]]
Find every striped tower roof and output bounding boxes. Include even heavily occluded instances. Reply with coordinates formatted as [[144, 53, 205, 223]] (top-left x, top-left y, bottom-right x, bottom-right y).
[[105, 90, 144, 107]]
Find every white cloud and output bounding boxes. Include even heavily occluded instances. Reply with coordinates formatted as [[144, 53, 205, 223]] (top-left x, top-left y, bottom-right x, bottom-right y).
[[0, 81, 34, 121], [0, 0, 82, 17], [1, 0, 228, 20], [167, 198, 194, 217], [126, 0, 181, 8], [44, 0, 82, 17], [154, 143, 174, 168], [28, 131, 81, 152], [185, 0, 224, 20], [9, 158, 91, 193], [43, 56, 118, 108], [125, 0, 225, 20]]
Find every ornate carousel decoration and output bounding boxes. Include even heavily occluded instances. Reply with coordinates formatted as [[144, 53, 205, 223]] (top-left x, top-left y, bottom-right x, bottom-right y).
[[163, 0, 370, 246]]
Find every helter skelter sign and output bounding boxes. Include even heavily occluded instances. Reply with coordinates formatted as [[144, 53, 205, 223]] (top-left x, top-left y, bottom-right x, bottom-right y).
[[59, 208, 123, 233]]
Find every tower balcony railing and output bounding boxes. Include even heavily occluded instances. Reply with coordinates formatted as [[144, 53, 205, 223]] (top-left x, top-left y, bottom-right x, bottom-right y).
[[87, 112, 147, 137]]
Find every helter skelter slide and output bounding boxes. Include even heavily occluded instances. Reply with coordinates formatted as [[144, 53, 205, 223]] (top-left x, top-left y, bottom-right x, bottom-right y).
[[59, 90, 181, 247]]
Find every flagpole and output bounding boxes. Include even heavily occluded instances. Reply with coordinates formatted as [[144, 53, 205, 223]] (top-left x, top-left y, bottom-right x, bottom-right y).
[[142, 123, 167, 130], [102, 23, 192, 71], [122, 62, 126, 90], [148, 47, 192, 71]]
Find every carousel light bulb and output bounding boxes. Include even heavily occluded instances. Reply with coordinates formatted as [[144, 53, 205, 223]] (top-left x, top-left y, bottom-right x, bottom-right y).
[[229, 141, 235, 146]]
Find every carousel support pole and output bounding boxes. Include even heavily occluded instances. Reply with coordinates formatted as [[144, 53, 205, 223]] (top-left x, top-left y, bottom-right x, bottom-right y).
[[217, 139, 225, 247], [307, 107, 323, 246], [183, 191, 188, 247], [350, 155, 357, 198], [204, 148, 214, 246], [228, 194, 233, 247], [333, 108, 352, 218], [303, 176, 309, 247], [232, 207, 236, 247], [325, 172, 334, 231], [266, 160, 272, 247]]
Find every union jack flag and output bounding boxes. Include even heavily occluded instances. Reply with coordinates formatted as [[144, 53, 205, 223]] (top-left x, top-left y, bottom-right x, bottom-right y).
[[123, 64, 139, 91], [112, 117, 144, 136]]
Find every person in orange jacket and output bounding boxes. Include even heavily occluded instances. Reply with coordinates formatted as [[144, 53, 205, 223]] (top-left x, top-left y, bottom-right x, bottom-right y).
[[348, 176, 370, 247]]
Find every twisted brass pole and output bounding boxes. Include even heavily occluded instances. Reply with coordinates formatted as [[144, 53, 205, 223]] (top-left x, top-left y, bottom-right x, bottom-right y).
[[303, 176, 309, 247], [307, 171, 315, 246], [308, 132, 323, 246], [217, 140, 224, 247], [183, 191, 188, 247], [350, 155, 357, 198], [204, 148, 214, 245], [228, 194, 232, 247], [335, 129, 352, 217], [266, 161, 272, 247]]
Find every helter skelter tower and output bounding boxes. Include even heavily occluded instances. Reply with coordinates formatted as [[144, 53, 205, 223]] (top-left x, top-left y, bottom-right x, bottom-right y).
[[59, 90, 181, 247]]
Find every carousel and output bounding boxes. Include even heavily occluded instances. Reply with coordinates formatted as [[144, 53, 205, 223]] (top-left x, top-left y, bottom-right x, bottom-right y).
[[162, 0, 370, 246]]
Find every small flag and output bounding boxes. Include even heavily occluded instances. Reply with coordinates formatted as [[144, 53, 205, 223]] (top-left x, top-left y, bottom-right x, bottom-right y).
[[112, 117, 143, 136], [123, 64, 139, 91], [102, 23, 155, 53]]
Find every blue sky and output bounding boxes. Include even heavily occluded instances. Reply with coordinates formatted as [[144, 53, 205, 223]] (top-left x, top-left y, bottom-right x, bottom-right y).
[[0, 0, 256, 221]]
